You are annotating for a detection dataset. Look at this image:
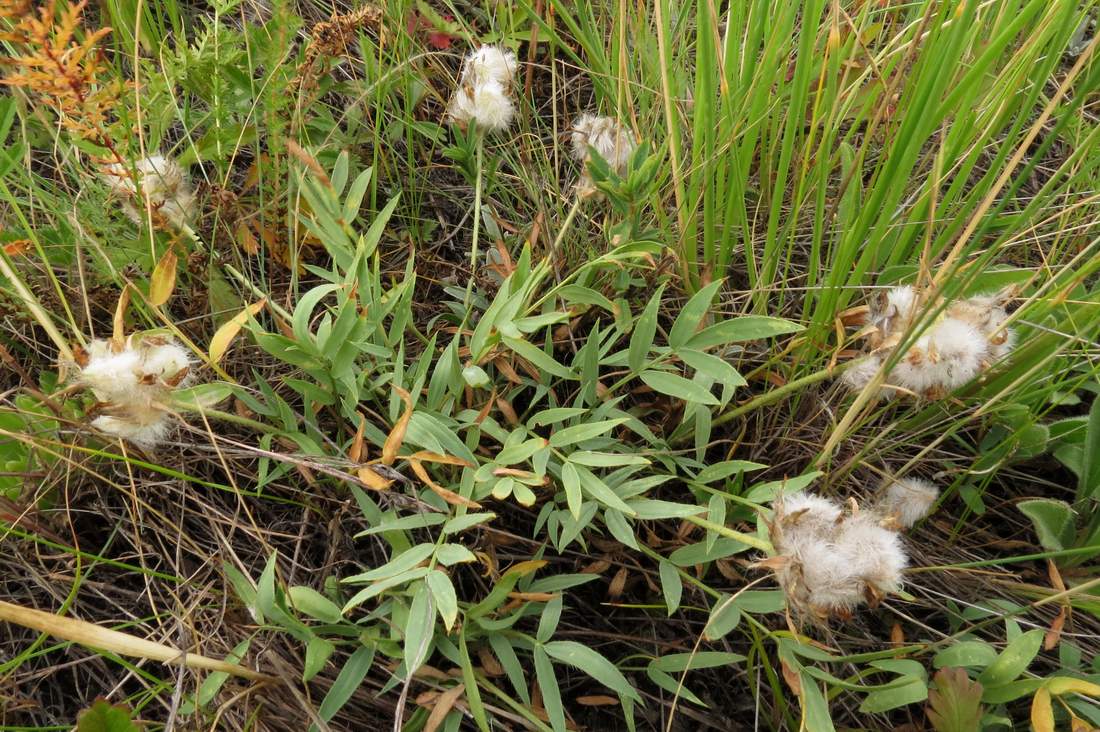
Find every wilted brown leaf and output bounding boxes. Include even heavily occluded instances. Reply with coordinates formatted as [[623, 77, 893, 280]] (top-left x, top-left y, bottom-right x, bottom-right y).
[[408, 459, 481, 508], [382, 386, 413, 466], [423, 683, 465, 732]]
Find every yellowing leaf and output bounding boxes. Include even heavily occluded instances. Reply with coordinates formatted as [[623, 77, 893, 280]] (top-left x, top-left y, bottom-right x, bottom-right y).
[[149, 248, 177, 306], [1047, 677, 1100, 697], [348, 413, 367, 463], [408, 459, 481, 508], [357, 466, 394, 491], [112, 286, 131, 349], [382, 386, 413, 466], [208, 299, 266, 365], [236, 221, 260, 255], [423, 683, 465, 732], [1030, 687, 1053, 732], [409, 450, 473, 467], [0, 599, 268, 680]]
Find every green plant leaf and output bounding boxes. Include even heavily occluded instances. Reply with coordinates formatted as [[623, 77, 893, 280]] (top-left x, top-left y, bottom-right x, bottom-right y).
[[562, 460, 583, 519], [658, 560, 682, 615], [543, 640, 641, 701], [288, 586, 343, 623], [537, 594, 563, 643], [534, 646, 565, 732], [548, 418, 630, 448], [859, 676, 927, 713], [1017, 499, 1075, 552], [426, 569, 459, 631], [669, 280, 723, 349], [403, 581, 436, 677], [645, 665, 706, 706], [927, 668, 985, 732], [1079, 392, 1100, 504], [687, 316, 803, 350], [640, 370, 719, 405], [933, 641, 998, 670], [978, 629, 1044, 689], [315, 645, 375, 728], [703, 594, 741, 641], [303, 635, 335, 682], [628, 285, 663, 372], [76, 700, 142, 732]]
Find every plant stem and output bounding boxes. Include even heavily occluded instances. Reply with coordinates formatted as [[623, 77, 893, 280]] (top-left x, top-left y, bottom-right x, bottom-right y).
[[462, 138, 484, 321], [0, 250, 73, 363]]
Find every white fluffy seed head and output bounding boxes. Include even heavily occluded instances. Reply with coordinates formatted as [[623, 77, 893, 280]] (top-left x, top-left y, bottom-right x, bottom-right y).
[[103, 155, 196, 230], [774, 492, 843, 540], [833, 513, 908, 595], [570, 114, 636, 174], [766, 493, 909, 621], [879, 478, 939, 528], [870, 286, 919, 341], [841, 355, 882, 392], [461, 45, 517, 86], [447, 79, 515, 132], [91, 414, 172, 449], [79, 336, 192, 447]]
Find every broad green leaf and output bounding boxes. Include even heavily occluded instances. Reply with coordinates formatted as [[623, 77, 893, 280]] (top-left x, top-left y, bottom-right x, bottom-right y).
[[645, 665, 706, 706], [435, 543, 476, 566], [640, 370, 719, 405], [703, 594, 741, 641], [978, 629, 1043, 688], [304, 635, 335, 682], [573, 463, 636, 515], [800, 670, 836, 732], [859, 677, 927, 713], [549, 418, 630, 448], [355, 513, 447, 537], [443, 512, 496, 534], [687, 316, 803, 350], [628, 498, 705, 519], [604, 509, 639, 550], [569, 451, 651, 467], [543, 640, 641, 701], [1017, 499, 1075, 552], [315, 645, 375, 726], [534, 646, 566, 732], [733, 590, 785, 614], [426, 569, 459, 631], [562, 461, 583, 519], [695, 460, 767, 484], [651, 651, 745, 673], [537, 594, 563, 643], [76, 701, 141, 732], [678, 349, 746, 387], [288, 586, 343, 623], [351, 544, 434, 582], [503, 335, 575, 379], [932, 642, 1003, 669], [404, 581, 436, 676], [629, 285, 664, 372], [1079, 393, 1100, 503], [659, 561, 682, 615], [489, 634, 531, 705], [669, 280, 723, 349]]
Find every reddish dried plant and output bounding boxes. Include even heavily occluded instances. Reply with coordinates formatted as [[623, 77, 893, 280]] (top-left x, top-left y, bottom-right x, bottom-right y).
[[0, 0, 126, 163]]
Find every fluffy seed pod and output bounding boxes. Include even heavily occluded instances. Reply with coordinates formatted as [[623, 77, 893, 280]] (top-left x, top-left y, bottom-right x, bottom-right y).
[[877, 478, 939, 528], [569, 113, 636, 174], [78, 335, 192, 448], [447, 45, 517, 133], [103, 155, 196, 230], [843, 285, 1017, 400], [764, 492, 909, 622]]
